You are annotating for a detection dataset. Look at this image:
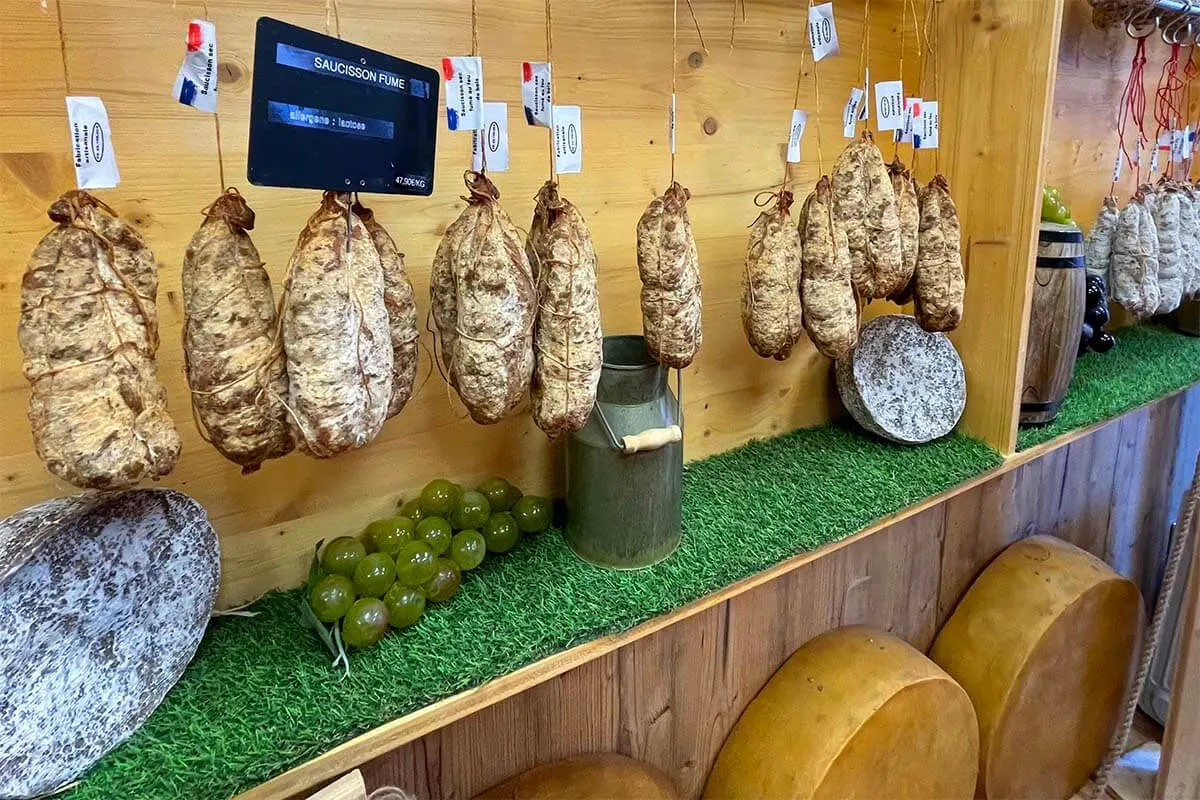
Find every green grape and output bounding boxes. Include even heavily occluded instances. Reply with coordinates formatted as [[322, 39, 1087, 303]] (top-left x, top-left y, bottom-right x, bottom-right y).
[[384, 584, 426, 629], [422, 558, 462, 603], [320, 536, 366, 578], [353, 552, 396, 598], [416, 516, 453, 556], [364, 516, 415, 558], [511, 495, 552, 534], [341, 598, 389, 648], [449, 530, 487, 571], [308, 574, 355, 623], [398, 498, 426, 524], [483, 512, 521, 554], [419, 479, 460, 516], [395, 541, 438, 587], [477, 476, 522, 512], [451, 490, 491, 530]]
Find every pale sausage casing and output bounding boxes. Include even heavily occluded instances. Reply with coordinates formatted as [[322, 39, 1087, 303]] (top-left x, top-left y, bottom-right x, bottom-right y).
[[282, 191, 392, 457], [183, 189, 292, 473], [20, 191, 180, 490], [638, 181, 702, 368]]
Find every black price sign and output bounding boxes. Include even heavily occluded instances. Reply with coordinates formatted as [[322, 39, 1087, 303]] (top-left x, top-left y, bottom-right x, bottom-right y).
[[247, 17, 439, 195]]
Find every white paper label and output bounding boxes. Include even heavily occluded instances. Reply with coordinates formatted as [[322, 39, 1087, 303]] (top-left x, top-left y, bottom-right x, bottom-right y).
[[1171, 128, 1189, 163], [895, 97, 921, 143], [521, 61, 553, 128], [1151, 148, 1161, 174], [669, 93, 677, 155], [442, 56, 483, 131], [65, 96, 120, 189], [874, 80, 904, 132], [915, 100, 939, 149], [553, 104, 582, 174], [808, 3, 839, 62], [842, 87, 864, 138], [787, 109, 808, 163], [471, 102, 510, 172], [1112, 149, 1123, 183], [171, 20, 217, 113]]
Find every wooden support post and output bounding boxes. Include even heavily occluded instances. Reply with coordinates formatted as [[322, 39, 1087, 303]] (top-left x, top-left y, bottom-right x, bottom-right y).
[[934, 0, 1066, 454], [1156, 488, 1200, 799]]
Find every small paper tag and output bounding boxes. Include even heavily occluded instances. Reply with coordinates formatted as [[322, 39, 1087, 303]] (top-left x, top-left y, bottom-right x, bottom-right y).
[[1112, 149, 1123, 183], [808, 3, 839, 62], [65, 96, 120, 189], [895, 97, 921, 143], [874, 80, 904, 132], [472, 102, 509, 172], [442, 55, 483, 131], [669, 93, 677, 155], [172, 20, 217, 113], [1151, 148, 1161, 174], [1172, 128, 1188, 163], [553, 104, 582, 174], [787, 109, 808, 163], [521, 61, 553, 127], [842, 87, 864, 138], [915, 100, 939, 149]]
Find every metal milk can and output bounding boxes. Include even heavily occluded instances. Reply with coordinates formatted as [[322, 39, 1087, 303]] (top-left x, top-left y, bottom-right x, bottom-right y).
[[565, 335, 682, 569]]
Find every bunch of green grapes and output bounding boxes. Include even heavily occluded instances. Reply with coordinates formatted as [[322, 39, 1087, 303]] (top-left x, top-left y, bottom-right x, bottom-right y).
[[1041, 185, 1074, 226], [306, 477, 553, 652]]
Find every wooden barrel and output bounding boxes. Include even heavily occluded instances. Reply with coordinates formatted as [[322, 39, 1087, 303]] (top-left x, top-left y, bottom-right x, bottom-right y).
[[1020, 221, 1087, 425]]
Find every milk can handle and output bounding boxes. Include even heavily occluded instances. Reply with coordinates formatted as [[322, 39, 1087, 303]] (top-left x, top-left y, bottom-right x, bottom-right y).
[[592, 368, 684, 453]]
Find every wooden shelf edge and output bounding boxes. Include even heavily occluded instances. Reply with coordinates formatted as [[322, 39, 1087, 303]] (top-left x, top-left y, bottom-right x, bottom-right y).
[[237, 387, 1197, 800]]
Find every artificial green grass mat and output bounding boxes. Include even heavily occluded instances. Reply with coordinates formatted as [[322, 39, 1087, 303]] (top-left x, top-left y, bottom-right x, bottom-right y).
[[67, 424, 1002, 800], [1017, 324, 1200, 451]]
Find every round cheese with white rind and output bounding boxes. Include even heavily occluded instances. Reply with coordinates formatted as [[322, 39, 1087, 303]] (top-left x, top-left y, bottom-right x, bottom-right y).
[[0, 489, 218, 799], [836, 313, 966, 444]]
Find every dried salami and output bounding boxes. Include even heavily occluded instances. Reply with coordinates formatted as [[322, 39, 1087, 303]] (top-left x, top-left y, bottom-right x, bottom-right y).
[[1156, 186, 1186, 313], [638, 182, 703, 368], [1181, 185, 1200, 299], [1085, 196, 1119, 280], [527, 181, 603, 438], [800, 177, 858, 360], [353, 201, 420, 418], [431, 171, 536, 424], [19, 191, 180, 490], [831, 132, 905, 300], [182, 189, 292, 473], [914, 175, 966, 332], [888, 156, 920, 301], [742, 190, 803, 360], [282, 192, 392, 457], [1110, 193, 1160, 318]]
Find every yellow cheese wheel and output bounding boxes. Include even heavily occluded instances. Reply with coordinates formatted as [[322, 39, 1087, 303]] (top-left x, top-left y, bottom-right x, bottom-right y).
[[472, 754, 678, 800], [703, 625, 979, 800], [930, 535, 1144, 799]]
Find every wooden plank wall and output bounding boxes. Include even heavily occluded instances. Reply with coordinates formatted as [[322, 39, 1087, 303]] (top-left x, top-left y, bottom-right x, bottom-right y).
[[346, 384, 1200, 800], [0, 0, 1067, 605]]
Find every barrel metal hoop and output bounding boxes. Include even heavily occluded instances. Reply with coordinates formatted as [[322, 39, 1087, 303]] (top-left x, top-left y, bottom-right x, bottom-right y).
[[1036, 256, 1085, 269]]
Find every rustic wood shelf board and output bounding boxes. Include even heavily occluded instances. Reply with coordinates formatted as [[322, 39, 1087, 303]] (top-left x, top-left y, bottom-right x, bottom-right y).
[[61, 424, 1002, 800]]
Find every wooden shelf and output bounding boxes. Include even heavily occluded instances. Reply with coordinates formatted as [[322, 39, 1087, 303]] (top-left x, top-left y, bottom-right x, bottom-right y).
[[238, 386, 1199, 800]]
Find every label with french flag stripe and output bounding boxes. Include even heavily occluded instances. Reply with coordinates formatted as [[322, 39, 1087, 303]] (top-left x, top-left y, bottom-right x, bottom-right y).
[[895, 97, 921, 144], [442, 56, 483, 131], [172, 20, 217, 113], [522, 61, 553, 127]]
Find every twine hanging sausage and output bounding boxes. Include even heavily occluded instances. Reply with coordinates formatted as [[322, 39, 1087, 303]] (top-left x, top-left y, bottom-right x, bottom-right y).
[[182, 189, 292, 473], [527, 181, 603, 438], [19, 191, 180, 490], [742, 190, 803, 360], [638, 182, 703, 368]]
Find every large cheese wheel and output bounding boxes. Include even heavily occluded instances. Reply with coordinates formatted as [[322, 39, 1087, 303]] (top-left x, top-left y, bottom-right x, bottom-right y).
[[473, 754, 678, 800], [930, 535, 1144, 799], [704, 625, 979, 800]]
